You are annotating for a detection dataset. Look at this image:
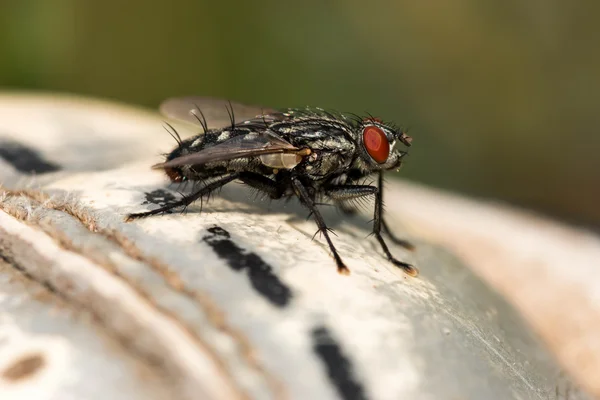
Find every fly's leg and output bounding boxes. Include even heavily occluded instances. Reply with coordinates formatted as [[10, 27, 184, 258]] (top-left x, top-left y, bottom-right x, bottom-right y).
[[326, 185, 377, 201], [374, 172, 417, 276], [291, 177, 350, 275], [332, 186, 413, 249], [377, 171, 414, 249], [326, 180, 417, 276], [126, 172, 240, 221], [238, 172, 285, 199], [382, 219, 414, 250], [326, 185, 377, 218]]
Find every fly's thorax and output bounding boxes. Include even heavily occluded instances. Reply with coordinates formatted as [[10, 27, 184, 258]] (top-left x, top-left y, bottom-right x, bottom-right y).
[[298, 147, 355, 180], [203, 128, 246, 147]]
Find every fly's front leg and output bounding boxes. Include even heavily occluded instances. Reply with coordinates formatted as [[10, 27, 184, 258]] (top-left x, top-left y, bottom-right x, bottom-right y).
[[326, 184, 376, 217], [326, 180, 417, 276], [375, 172, 417, 276], [377, 172, 414, 250], [326, 185, 378, 202], [291, 177, 350, 275], [382, 220, 414, 250], [126, 172, 240, 221]]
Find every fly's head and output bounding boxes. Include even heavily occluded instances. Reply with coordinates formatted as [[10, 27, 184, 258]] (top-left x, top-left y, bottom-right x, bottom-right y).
[[354, 117, 412, 172]]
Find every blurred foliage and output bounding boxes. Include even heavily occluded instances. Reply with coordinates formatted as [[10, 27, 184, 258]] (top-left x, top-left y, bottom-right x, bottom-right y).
[[1, 0, 599, 227]]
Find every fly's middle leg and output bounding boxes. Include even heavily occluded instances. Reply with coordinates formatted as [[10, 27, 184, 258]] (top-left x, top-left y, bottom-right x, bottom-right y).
[[292, 177, 350, 275]]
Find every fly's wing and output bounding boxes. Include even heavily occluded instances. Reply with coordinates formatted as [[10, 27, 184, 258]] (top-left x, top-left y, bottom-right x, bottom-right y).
[[159, 96, 278, 129], [153, 131, 299, 169]]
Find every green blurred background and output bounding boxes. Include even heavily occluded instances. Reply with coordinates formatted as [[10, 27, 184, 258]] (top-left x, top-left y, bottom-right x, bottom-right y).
[[1, 1, 598, 228]]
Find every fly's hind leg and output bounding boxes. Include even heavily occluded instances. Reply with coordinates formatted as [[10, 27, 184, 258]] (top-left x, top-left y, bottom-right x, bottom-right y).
[[126, 172, 240, 221]]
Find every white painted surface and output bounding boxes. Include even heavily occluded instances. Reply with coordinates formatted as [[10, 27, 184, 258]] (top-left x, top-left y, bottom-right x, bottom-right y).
[[0, 93, 594, 400]]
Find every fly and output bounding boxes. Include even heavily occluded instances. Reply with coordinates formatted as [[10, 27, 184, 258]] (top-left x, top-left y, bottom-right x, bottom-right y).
[[126, 96, 417, 276]]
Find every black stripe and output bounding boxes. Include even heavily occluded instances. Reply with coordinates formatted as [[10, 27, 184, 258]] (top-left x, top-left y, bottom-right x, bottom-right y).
[[0, 140, 60, 174], [312, 326, 368, 400], [202, 225, 293, 307], [142, 189, 178, 207]]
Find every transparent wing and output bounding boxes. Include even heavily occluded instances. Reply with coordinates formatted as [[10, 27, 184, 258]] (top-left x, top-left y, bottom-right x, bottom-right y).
[[159, 96, 277, 129], [153, 131, 300, 169]]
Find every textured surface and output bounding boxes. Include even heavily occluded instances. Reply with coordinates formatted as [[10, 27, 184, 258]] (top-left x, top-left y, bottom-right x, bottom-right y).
[[0, 93, 595, 400]]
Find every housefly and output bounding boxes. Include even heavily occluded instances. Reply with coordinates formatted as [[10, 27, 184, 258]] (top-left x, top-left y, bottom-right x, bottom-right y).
[[127, 97, 417, 276]]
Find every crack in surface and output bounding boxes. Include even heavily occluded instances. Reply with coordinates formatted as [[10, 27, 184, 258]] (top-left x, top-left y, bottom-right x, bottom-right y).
[[0, 231, 177, 398], [0, 186, 286, 399]]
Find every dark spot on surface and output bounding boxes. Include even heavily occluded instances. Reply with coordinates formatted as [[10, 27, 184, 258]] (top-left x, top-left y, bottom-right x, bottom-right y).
[[0, 140, 60, 174], [142, 189, 178, 207], [311, 326, 368, 400], [2, 353, 45, 381], [202, 225, 293, 307]]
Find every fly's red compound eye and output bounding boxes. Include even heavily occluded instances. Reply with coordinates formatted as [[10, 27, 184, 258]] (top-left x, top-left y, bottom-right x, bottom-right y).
[[362, 125, 390, 164]]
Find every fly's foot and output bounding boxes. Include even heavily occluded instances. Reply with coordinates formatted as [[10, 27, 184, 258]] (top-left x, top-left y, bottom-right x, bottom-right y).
[[125, 205, 176, 222], [337, 264, 351, 275], [125, 210, 159, 222], [332, 252, 350, 275], [390, 258, 418, 277], [311, 228, 350, 275]]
